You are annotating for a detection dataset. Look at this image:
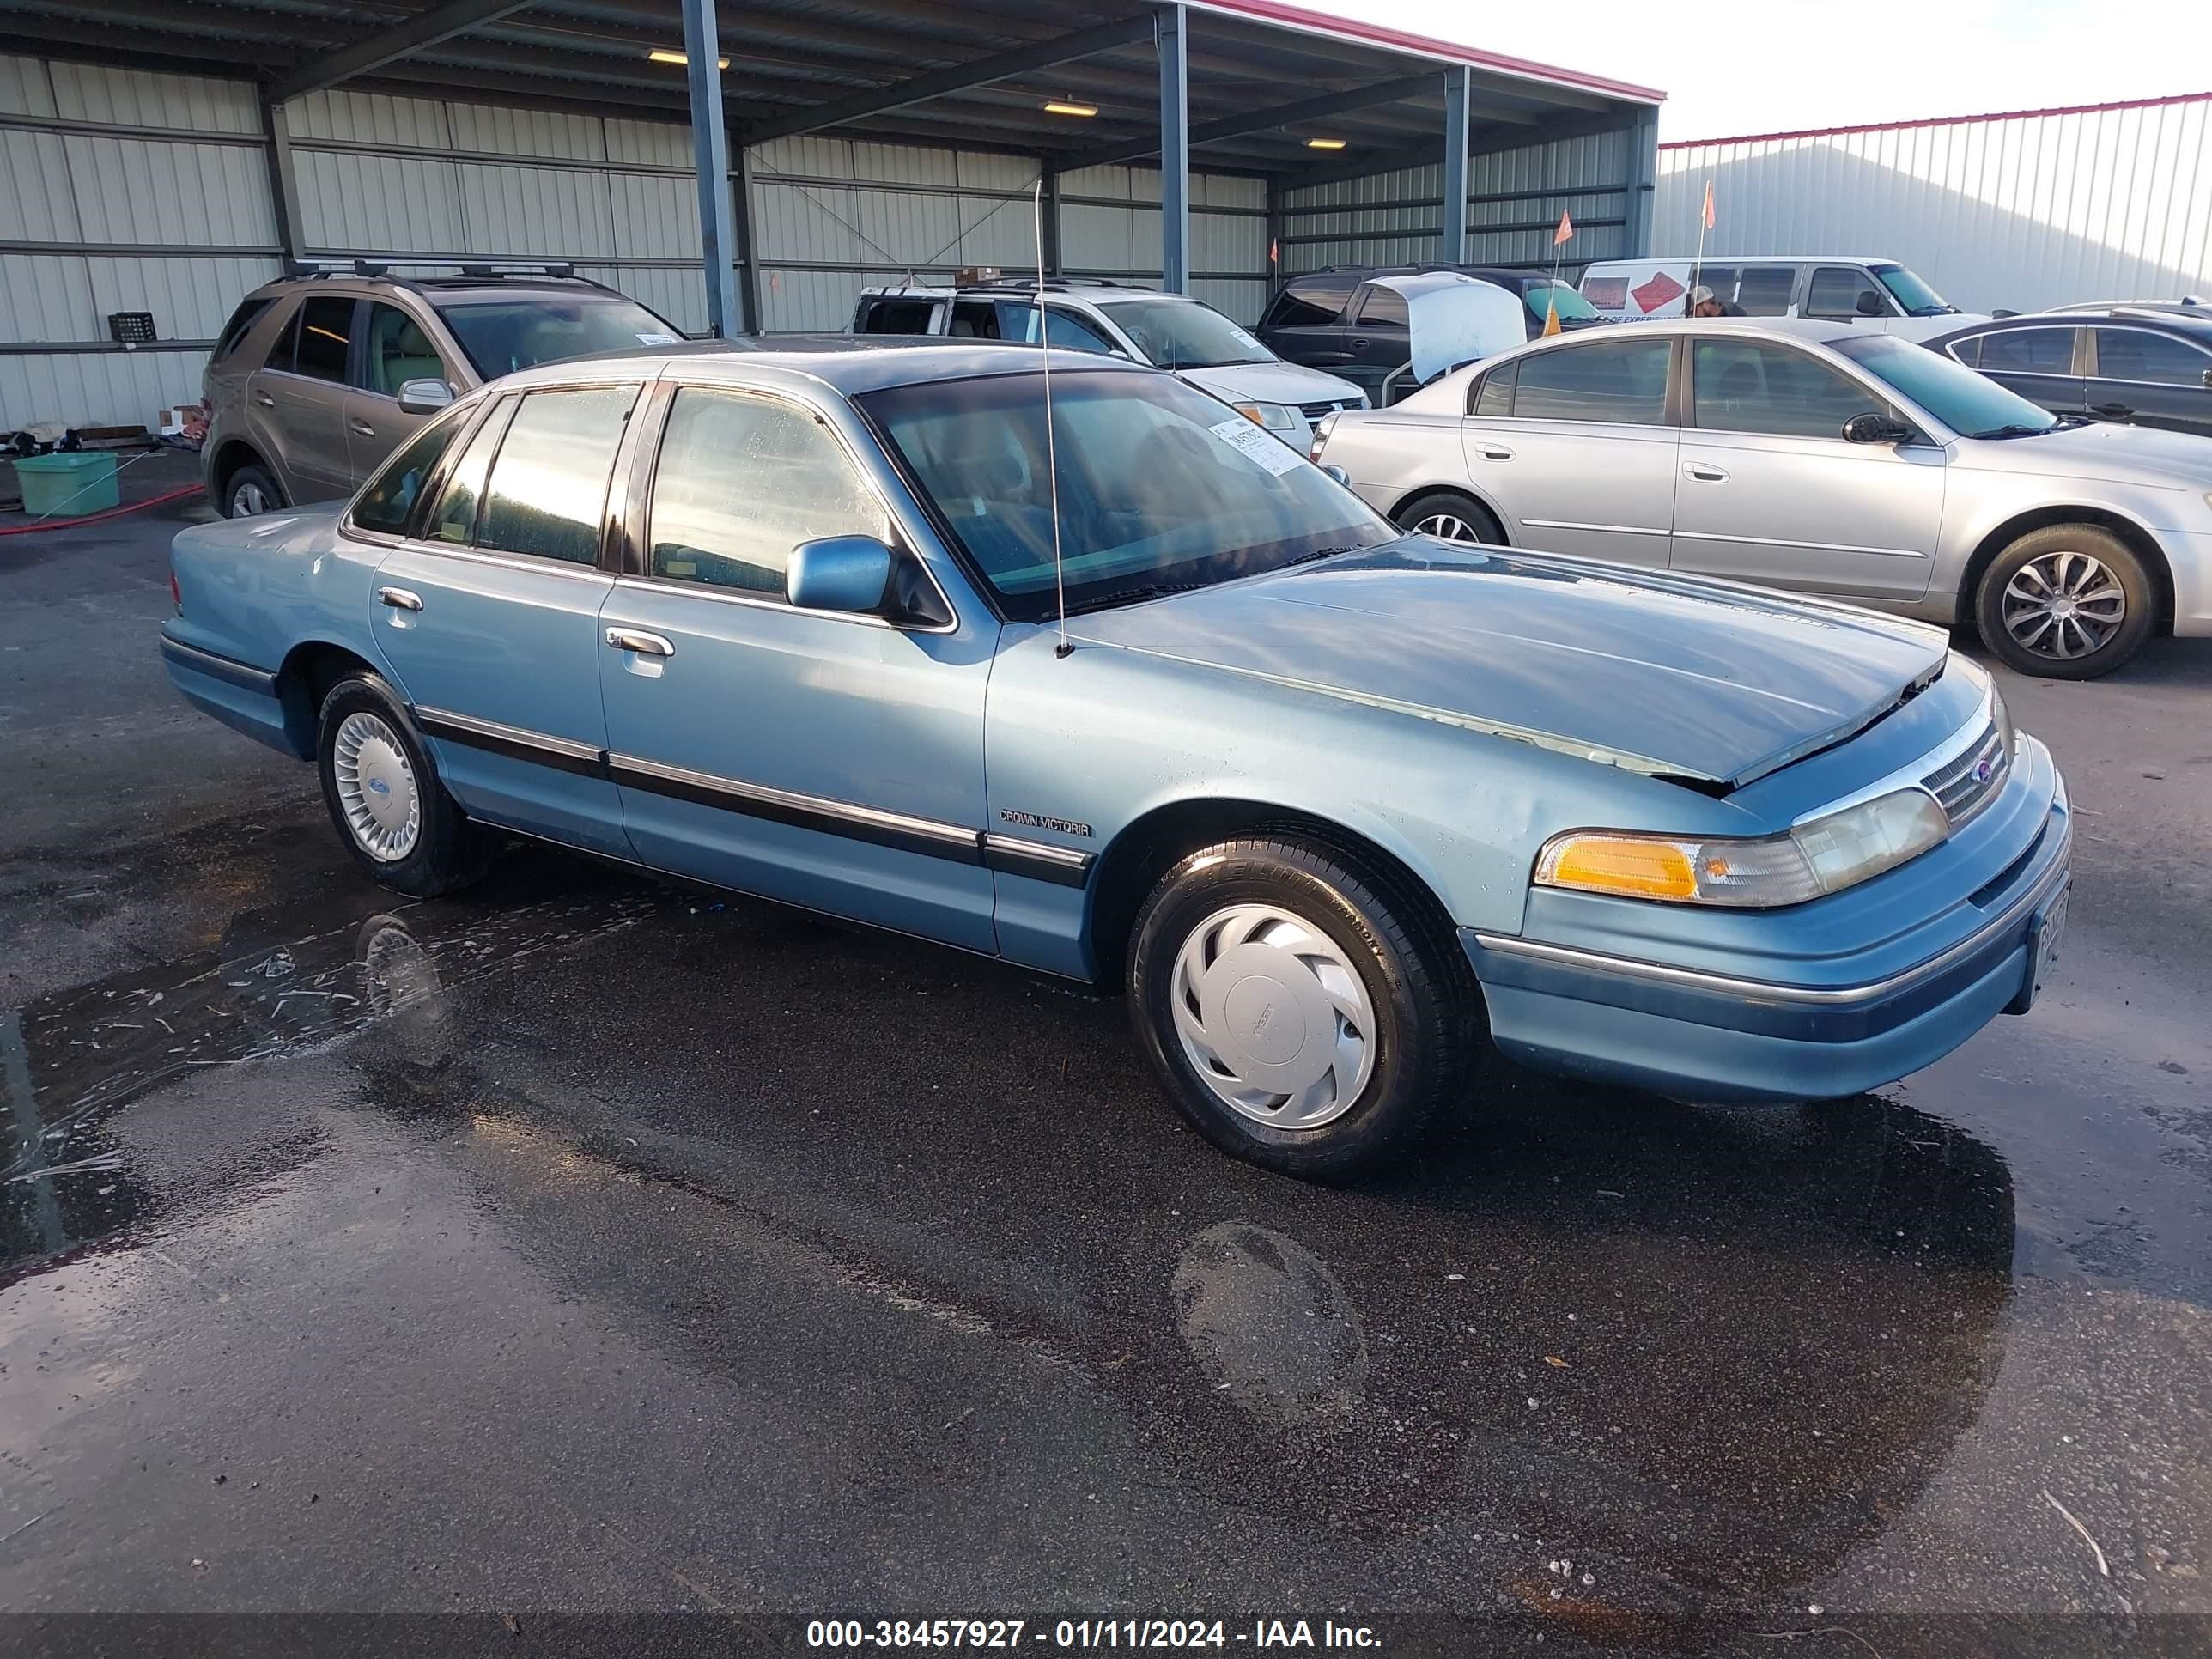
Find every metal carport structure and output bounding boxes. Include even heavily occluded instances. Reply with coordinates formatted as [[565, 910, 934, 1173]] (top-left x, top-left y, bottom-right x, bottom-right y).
[[0, 0, 1662, 422]]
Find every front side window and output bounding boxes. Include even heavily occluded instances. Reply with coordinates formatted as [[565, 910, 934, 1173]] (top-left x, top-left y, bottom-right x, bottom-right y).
[[1691, 339, 1884, 439], [361, 301, 447, 397], [214, 296, 274, 362], [1735, 266, 1796, 315], [1509, 337, 1671, 426], [350, 416, 459, 536], [1838, 335, 2058, 437], [476, 386, 637, 565], [1978, 326, 2075, 375], [1807, 266, 1887, 320], [293, 295, 355, 383], [647, 388, 890, 597], [857, 369, 1395, 623], [1354, 287, 1409, 329], [1104, 299, 1272, 368], [434, 298, 681, 378], [2094, 327, 2212, 386]]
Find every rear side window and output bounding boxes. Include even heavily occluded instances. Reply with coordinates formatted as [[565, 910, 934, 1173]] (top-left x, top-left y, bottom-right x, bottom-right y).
[[213, 296, 274, 362], [293, 295, 356, 383], [1510, 337, 1671, 425], [477, 386, 638, 566], [2094, 327, 2212, 386], [1263, 277, 1352, 327], [1806, 266, 1887, 320], [350, 416, 459, 537], [1735, 266, 1796, 315], [423, 398, 514, 545], [1354, 286, 1408, 328], [646, 387, 891, 597], [1947, 336, 1984, 368], [1978, 327, 2075, 374], [264, 305, 301, 372], [1470, 362, 1516, 416], [860, 297, 937, 334]]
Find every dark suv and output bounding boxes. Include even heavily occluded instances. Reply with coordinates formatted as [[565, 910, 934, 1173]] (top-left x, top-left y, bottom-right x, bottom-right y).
[[1256, 264, 1603, 401], [1926, 307, 2212, 440], [202, 263, 685, 517]]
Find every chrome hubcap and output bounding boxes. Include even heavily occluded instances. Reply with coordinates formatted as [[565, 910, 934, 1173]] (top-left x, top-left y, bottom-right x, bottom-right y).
[[2002, 550, 2125, 660], [333, 711, 421, 861], [232, 480, 270, 516], [1413, 512, 1482, 544], [1170, 902, 1376, 1130]]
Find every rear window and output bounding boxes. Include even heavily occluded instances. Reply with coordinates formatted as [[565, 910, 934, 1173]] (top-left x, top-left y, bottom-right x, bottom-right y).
[[859, 297, 938, 334], [1264, 276, 1353, 328], [212, 296, 274, 362]]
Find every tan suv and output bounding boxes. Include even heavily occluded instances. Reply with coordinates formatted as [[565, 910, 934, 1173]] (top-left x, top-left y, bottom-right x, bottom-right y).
[[202, 263, 686, 517]]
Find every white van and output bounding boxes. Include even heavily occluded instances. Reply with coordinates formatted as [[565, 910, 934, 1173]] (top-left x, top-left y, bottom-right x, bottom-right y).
[[1577, 256, 1988, 341]]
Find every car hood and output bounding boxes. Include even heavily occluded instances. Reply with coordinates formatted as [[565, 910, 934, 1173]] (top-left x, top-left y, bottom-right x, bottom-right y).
[[1175, 359, 1366, 409], [1069, 541, 1951, 787], [1956, 416, 2212, 483]]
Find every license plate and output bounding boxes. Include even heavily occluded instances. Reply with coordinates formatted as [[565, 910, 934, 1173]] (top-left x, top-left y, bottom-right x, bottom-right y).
[[2028, 884, 2069, 1005]]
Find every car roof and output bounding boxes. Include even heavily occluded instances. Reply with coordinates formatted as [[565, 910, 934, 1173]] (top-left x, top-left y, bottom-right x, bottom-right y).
[[247, 275, 641, 305], [1938, 309, 2212, 343], [493, 338, 1143, 396], [1581, 255, 1903, 267]]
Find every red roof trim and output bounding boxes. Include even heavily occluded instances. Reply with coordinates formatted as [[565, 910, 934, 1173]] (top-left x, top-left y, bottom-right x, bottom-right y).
[[1661, 89, 2212, 150], [1188, 0, 1667, 106]]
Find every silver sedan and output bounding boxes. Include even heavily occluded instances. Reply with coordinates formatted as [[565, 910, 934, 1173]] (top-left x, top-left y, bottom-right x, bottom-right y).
[[1310, 316, 2212, 678]]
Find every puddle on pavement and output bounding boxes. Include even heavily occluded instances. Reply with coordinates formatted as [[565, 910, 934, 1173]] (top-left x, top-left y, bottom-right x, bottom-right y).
[[1, 845, 670, 1275]]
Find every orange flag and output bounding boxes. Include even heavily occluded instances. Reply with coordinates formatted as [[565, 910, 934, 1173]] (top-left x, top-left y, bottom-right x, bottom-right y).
[[1552, 210, 1573, 246], [1702, 179, 1717, 229], [1541, 295, 1562, 336]]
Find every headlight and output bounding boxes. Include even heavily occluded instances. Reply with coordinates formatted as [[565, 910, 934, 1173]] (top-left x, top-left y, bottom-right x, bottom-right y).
[[1309, 410, 1340, 461], [1535, 789, 1951, 908], [1232, 401, 1298, 432]]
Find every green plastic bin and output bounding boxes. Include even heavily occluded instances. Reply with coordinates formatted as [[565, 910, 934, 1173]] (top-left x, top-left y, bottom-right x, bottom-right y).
[[14, 450, 120, 517]]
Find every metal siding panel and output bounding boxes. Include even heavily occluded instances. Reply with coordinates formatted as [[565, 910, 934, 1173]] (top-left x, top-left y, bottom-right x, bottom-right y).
[[611, 172, 702, 261], [1, 127, 82, 241], [958, 150, 1037, 191], [0, 252, 98, 340], [457, 163, 616, 258], [447, 102, 607, 162], [67, 137, 276, 248], [46, 63, 258, 133], [578, 264, 706, 335], [0, 56, 59, 118], [606, 118, 691, 169], [291, 88, 453, 149], [297, 149, 466, 254], [0, 346, 206, 430], [82, 254, 284, 338]]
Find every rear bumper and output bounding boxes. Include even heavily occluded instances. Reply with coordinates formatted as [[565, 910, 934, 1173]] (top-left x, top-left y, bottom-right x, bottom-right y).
[[160, 629, 303, 758], [1463, 787, 2071, 1103]]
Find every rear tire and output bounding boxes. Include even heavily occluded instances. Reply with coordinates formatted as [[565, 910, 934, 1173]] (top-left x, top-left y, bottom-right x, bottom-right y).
[[1395, 490, 1504, 547], [223, 461, 285, 519], [1973, 524, 2154, 679], [1127, 836, 1479, 1180], [315, 673, 484, 897]]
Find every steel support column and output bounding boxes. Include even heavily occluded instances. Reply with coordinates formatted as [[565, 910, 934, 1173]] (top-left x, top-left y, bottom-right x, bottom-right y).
[[1042, 169, 1064, 277], [1625, 104, 1659, 257], [734, 143, 764, 333], [1440, 66, 1470, 267], [682, 0, 741, 338], [1157, 3, 1189, 294], [260, 98, 308, 267]]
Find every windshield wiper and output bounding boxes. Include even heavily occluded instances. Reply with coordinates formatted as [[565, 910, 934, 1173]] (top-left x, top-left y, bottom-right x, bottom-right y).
[[1280, 544, 1364, 568], [1073, 579, 1211, 613], [1968, 423, 2056, 439]]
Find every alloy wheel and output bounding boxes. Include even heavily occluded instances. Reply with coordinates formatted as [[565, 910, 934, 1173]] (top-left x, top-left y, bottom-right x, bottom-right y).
[[1413, 512, 1482, 544], [232, 480, 270, 516], [331, 711, 422, 862], [1169, 902, 1376, 1130], [2001, 549, 2126, 662]]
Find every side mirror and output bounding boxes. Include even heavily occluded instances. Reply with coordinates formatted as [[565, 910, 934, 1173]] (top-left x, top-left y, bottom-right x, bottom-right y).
[[397, 378, 454, 416], [1319, 464, 1350, 486], [787, 534, 895, 615], [1854, 290, 1887, 318], [1842, 412, 1911, 445]]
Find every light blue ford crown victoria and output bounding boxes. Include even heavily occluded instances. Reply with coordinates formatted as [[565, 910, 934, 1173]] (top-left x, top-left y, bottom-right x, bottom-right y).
[[161, 342, 2070, 1176]]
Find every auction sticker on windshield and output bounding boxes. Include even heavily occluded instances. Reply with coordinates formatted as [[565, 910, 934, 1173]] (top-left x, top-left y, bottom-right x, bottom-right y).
[[1207, 416, 1304, 476]]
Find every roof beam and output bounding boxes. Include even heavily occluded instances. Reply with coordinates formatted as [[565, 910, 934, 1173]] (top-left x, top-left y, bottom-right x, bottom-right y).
[[1054, 73, 1439, 173], [1284, 106, 1637, 192], [738, 15, 1154, 145], [271, 0, 537, 103]]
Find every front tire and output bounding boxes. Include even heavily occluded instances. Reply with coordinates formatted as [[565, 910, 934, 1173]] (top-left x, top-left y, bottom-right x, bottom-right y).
[[1974, 525, 2154, 679], [1127, 836, 1478, 1179], [1394, 490, 1504, 546], [315, 674, 483, 896]]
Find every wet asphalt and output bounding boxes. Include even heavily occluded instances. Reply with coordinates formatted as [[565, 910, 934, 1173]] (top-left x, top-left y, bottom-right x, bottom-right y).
[[2, 460, 2209, 1656]]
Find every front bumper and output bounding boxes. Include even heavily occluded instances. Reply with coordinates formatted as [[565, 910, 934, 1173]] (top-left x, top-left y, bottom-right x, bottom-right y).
[[2165, 528, 2212, 638], [1463, 763, 2072, 1103]]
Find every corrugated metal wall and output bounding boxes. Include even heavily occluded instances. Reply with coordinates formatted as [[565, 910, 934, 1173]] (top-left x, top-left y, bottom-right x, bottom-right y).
[[1654, 96, 2212, 314], [1279, 126, 1643, 278], [1, 54, 283, 432]]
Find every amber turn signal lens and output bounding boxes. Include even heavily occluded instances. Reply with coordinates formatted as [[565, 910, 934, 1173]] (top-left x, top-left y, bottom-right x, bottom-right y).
[[1540, 836, 1698, 901]]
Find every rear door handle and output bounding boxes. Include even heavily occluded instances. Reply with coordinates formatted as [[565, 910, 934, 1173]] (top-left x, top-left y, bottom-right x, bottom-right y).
[[377, 586, 422, 611], [1683, 463, 1730, 483], [253, 393, 276, 408], [1477, 444, 1514, 461], [349, 418, 377, 438], [606, 627, 674, 659]]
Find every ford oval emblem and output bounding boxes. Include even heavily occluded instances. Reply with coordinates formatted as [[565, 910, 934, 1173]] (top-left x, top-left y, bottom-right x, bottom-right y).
[[1972, 757, 1994, 784], [368, 777, 391, 797]]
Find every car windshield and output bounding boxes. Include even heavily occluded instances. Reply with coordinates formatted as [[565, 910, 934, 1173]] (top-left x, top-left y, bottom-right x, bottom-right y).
[[857, 369, 1396, 623], [434, 297, 683, 377], [1872, 264, 1959, 318], [1837, 334, 2061, 436], [1103, 298, 1274, 368], [1520, 281, 1600, 323]]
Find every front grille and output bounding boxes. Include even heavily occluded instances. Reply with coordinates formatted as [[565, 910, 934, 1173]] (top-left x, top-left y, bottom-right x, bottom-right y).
[[1298, 399, 1348, 422], [1923, 721, 2009, 827]]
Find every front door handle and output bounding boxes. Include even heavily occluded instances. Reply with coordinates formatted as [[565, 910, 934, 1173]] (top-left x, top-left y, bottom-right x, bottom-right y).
[[349, 418, 377, 438], [1477, 444, 1514, 461], [1683, 462, 1730, 483], [606, 627, 675, 659], [2091, 402, 2133, 420], [253, 393, 276, 408], [377, 586, 422, 611]]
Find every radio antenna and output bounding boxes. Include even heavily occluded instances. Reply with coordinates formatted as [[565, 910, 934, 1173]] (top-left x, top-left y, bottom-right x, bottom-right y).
[[1032, 179, 1072, 659]]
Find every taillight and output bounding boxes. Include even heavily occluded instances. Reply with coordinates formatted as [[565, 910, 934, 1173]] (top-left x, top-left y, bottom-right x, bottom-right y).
[[1308, 410, 1339, 462], [169, 570, 182, 612]]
